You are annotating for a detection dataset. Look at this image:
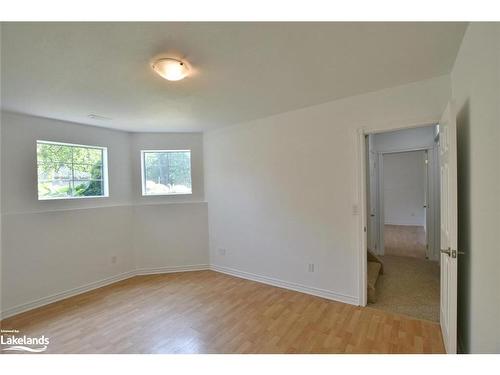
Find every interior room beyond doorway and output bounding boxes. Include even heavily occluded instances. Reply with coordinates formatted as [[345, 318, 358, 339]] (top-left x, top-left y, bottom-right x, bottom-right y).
[[383, 150, 428, 259]]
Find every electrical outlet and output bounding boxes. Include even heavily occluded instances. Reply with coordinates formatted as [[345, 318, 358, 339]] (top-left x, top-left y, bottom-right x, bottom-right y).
[[111, 255, 117, 264], [308, 263, 315, 272], [218, 248, 226, 256]]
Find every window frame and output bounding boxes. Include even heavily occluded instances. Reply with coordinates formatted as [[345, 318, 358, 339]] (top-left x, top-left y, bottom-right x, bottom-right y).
[[140, 149, 193, 197], [36, 140, 109, 201]]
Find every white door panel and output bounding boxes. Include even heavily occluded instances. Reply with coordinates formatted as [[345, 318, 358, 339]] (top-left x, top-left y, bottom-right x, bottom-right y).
[[439, 101, 458, 354], [366, 135, 379, 253], [369, 150, 378, 251]]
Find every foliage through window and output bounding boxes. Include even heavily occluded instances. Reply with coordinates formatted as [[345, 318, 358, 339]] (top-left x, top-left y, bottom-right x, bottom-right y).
[[141, 150, 192, 195], [37, 141, 108, 200]]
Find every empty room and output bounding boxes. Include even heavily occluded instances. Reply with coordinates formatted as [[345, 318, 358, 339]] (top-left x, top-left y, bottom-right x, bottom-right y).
[[0, 3, 499, 370]]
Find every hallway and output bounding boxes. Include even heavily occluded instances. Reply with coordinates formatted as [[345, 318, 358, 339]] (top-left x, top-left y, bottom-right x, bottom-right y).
[[384, 224, 427, 259]]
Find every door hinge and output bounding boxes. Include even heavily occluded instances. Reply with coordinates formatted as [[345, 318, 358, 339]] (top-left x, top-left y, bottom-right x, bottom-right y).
[[442, 248, 458, 258], [440, 247, 451, 256]]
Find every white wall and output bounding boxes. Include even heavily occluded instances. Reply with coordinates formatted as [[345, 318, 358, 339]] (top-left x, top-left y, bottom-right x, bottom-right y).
[[1, 112, 133, 214], [205, 75, 451, 305], [383, 151, 426, 226], [129, 133, 208, 271], [0, 111, 208, 317], [132, 203, 208, 271], [2, 206, 134, 310], [451, 23, 500, 354]]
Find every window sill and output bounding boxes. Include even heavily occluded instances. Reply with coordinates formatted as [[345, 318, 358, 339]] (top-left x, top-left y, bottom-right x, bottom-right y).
[[38, 195, 109, 201], [141, 193, 193, 197]]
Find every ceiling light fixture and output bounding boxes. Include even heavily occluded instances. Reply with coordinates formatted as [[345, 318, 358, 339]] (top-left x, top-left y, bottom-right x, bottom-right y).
[[151, 58, 190, 81]]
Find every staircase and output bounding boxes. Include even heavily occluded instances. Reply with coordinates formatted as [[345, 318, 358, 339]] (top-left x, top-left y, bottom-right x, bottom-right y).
[[367, 249, 384, 303]]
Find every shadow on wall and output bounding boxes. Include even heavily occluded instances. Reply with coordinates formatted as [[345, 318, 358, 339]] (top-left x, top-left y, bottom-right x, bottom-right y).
[[456, 98, 471, 354]]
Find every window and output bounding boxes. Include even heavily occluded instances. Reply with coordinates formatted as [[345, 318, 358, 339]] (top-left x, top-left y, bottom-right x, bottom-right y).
[[37, 140, 108, 200], [141, 150, 192, 196]]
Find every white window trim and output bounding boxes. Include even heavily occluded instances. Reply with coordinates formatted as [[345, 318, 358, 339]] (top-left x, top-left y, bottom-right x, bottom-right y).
[[140, 149, 193, 196], [37, 140, 109, 200]]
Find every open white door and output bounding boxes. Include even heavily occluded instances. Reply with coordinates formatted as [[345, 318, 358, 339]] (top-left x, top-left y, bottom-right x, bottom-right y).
[[366, 137, 378, 252], [439, 101, 458, 354]]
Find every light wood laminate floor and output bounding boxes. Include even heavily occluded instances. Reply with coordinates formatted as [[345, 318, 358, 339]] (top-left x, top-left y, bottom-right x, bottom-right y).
[[0, 270, 444, 354]]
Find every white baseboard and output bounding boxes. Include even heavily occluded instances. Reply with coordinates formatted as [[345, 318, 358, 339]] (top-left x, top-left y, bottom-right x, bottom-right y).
[[384, 221, 425, 227], [210, 264, 359, 306], [1, 264, 209, 320], [1, 263, 357, 320], [135, 264, 209, 275], [0, 270, 135, 320]]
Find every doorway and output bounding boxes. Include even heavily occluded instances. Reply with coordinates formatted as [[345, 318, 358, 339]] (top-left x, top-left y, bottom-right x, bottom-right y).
[[357, 103, 458, 353], [364, 125, 441, 322]]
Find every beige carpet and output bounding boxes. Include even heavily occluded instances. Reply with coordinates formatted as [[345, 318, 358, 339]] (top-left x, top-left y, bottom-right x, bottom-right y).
[[369, 255, 440, 322], [384, 225, 427, 259]]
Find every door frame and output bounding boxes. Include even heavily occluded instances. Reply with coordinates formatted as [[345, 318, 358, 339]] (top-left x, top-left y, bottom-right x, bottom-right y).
[[355, 120, 437, 307]]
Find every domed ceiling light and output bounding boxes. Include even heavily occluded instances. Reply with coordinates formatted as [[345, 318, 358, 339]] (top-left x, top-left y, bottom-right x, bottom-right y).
[[151, 58, 190, 81]]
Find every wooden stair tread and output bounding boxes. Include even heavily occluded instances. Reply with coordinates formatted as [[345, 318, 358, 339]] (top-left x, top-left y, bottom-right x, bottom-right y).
[[367, 249, 384, 274], [367, 261, 382, 288], [367, 261, 382, 303]]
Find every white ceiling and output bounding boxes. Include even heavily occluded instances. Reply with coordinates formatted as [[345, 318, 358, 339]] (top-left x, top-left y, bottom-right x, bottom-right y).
[[1, 22, 467, 132]]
